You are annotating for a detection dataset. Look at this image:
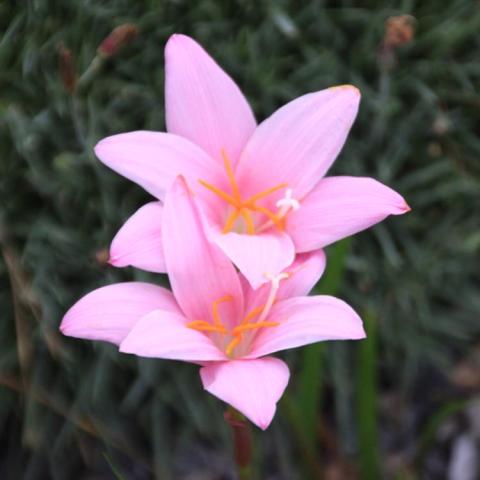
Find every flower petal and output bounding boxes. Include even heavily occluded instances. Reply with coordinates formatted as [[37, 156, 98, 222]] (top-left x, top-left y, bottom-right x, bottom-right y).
[[120, 310, 225, 361], [163, 177, 244, 328], [288, 176, 410, 252], [200, 357, 290, 430], [243, 250, 326, 312], [247, 296, 365, 358], [236, 85, 361, 200], [95, 131, 222, 201], [214, 231, 295, 290], [165, 34, 256, 166], [109, 201, 165, 273], [60, 282, 180, 345]]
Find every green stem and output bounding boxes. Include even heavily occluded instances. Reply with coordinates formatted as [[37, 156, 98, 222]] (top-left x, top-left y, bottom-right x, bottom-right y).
[[77, 56, 105, 92], [224, 407, 253, 480], [357, 309, 379, 479]]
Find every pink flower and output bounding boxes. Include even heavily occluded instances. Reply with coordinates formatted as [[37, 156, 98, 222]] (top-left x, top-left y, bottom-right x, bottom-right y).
[[61, 177, 365, 429], [96, 34, 410, 289]]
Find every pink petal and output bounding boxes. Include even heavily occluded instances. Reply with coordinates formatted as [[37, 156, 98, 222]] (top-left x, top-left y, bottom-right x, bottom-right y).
[[120, 310, 225, 361], [243, 250, 326, 312], [60, 282, 180, 345], [163, 177, 244, 328], [288, 176, 411, 252], [95, 131, 222, 201], [236, 85, 361, 200], [165, 34, 256, 166], [109, 201, 165, 273], [247, 296, 365, 358], [200, 357, 290, 430], [214, 231, 295, 290]]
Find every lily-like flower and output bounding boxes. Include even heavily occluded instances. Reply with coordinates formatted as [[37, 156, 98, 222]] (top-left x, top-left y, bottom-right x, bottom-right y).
[[61, 178, 365, 429], [97, 34, 410, 289]]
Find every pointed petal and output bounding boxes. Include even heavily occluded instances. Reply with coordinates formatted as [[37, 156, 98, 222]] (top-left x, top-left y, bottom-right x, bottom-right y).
[[109, 201, 165, 273], [236, 85, 361, 200], [95, 131, 222, 200], [60, 283, 180, 345], [120, 310, 225, 361], [243, 250, 326, 312], [288, 176, 410, 252], [214, 231, 295, 290], [163, 177, 244, 327], [200, 357, 290, 430], [165, 34, 256, 166], [248, 296, 365, 358]]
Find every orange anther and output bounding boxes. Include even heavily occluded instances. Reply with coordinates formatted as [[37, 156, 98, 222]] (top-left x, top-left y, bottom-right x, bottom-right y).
[[244, 183, 288, 205], [212, 295, 233, 326], [232, 321, 279, 335], [186, 320, 227, 334], [198, 179, 240, 207]]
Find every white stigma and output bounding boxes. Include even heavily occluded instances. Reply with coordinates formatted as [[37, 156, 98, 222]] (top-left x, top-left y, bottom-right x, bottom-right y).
[[276, 188, 300, 212]]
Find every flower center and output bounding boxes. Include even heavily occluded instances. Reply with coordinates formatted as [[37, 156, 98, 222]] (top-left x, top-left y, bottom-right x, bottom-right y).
[[186, 273, 289, 358], [199, 150, 300, 235]]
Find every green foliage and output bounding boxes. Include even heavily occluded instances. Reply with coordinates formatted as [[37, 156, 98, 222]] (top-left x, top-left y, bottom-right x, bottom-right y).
[[1, 0, 479, 478]]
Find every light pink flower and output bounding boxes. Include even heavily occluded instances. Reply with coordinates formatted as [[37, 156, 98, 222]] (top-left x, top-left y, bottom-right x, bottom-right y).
[[61, 177, 365, 429], [96, 34, 410, 289]]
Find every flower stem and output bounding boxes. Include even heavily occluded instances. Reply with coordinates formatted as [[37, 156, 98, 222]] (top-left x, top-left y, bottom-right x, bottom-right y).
[[224, 407, 253, 479]]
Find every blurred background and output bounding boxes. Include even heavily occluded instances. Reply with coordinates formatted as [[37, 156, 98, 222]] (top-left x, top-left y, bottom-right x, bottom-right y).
[[1, 1, 479, 479]]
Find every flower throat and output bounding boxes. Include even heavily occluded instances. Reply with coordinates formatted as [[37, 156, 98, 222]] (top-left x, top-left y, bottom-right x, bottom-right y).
[[199, 150, 300, 235]]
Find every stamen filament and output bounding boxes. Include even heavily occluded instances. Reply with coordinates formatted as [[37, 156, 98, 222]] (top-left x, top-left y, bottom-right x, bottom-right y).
[[233, 321, 279, 334], [186, 321, 227, 334], [250, 205, 284, 230], [212, 294, 233, 326], [225, 335, 242, 357], [240, 306, 264, 325], [244, 183, 288, 205], [222, 209, 240, 233], [239, 208, 256, 235], [198, 179, 240, 207], [221, 149, 241, 202]]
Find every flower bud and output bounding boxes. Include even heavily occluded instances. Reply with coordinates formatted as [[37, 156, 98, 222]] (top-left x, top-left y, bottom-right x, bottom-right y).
[[384, 15, 415, 49], [97, 24, 139, 58], [58, 44, 76, 94]]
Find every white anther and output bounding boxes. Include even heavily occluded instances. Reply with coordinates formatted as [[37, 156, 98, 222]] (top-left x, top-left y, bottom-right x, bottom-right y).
[[276, 188, 300, 211]]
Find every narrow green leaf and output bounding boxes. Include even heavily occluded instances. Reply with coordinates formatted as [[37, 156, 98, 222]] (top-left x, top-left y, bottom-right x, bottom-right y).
[[357, 309, 379, 479], [295, 239, 352, 449]]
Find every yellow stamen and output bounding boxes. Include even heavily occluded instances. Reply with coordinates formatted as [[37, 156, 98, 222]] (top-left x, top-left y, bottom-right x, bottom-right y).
[[212, 294, 233, 326], [198, 179, 240, 207], [198, 150, 292, 235], [186, 320, 227, 334], [222, 209, 241, 233], [186, 294, 279, 358], [250, 204, 284, 230], [244, 183, 288, 205], [225, 335, 242, 357], [239, 208, 256, 235], [240, 306, 264, 325], [233, 321, 279, 335], [221, 149, 241, 202]]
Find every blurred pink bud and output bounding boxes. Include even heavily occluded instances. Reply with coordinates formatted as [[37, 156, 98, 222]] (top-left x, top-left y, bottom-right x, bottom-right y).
[[97, 24, 139, 57], [58, 45, 77, 94]]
